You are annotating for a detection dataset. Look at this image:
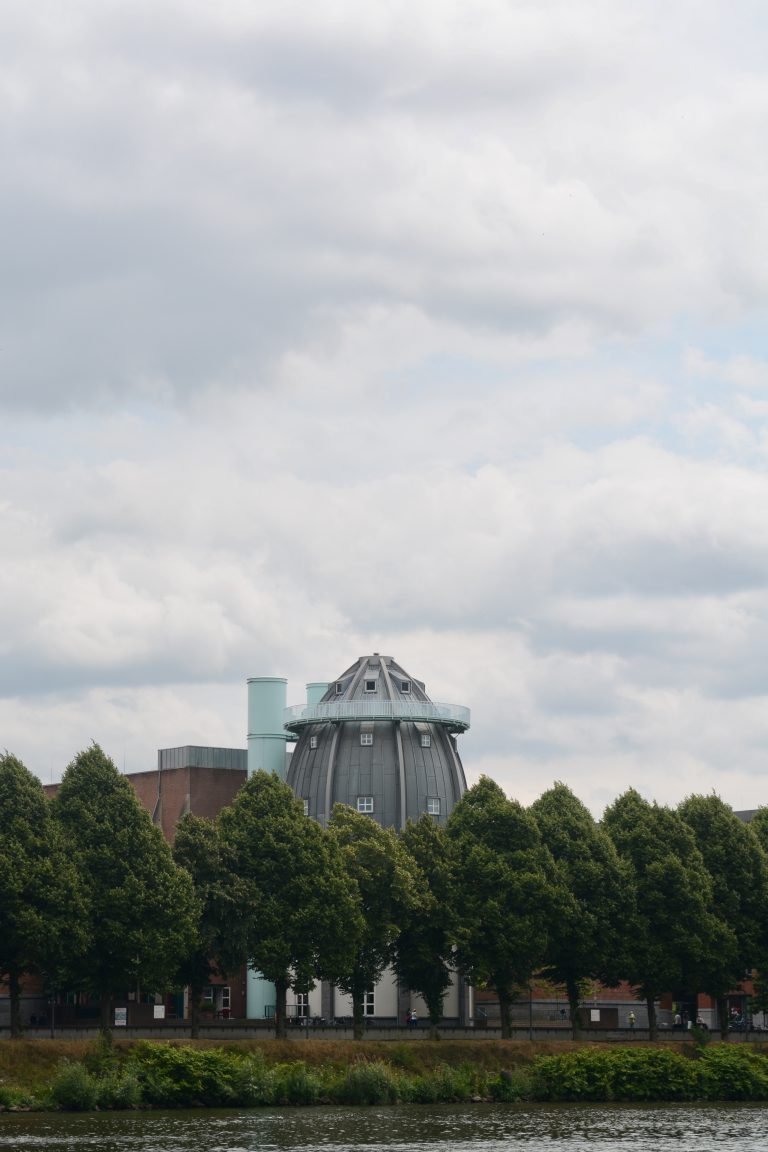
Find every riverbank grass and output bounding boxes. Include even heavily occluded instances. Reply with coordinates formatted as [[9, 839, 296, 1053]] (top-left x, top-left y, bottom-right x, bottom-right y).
[[2, 1039, 768, 1110]]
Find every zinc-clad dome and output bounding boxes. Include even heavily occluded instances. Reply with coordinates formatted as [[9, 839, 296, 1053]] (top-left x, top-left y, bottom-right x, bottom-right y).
[[285, 653, 470, 829]]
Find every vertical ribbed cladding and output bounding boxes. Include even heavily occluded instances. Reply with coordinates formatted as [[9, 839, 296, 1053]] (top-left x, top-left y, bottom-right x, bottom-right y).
[[285, 654, 469, 829]]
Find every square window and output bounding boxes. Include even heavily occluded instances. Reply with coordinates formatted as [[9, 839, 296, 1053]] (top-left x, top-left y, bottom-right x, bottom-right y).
[[302, 799, 309, 816], [360, 732, 373, 746], [427, 797, 441, 816], [310, 735, 318, 749], [364, 679, 376, 692], [421, 733, 431, 748], [357, 796, 374, 813], [401, 680, 411, 692]]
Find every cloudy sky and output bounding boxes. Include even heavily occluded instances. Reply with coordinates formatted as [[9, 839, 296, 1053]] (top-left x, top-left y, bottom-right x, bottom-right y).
[[2, 0, 768, 815]]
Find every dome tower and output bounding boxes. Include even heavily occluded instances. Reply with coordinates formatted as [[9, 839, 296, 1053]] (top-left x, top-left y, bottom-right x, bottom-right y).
[[284, 653, 470, 829]]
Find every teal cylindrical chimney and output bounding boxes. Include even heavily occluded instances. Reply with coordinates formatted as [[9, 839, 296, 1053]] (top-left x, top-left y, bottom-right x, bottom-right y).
[[306, 682, 329, 707], [246, 675, 288, 1022], [247, 677, 288, 780]]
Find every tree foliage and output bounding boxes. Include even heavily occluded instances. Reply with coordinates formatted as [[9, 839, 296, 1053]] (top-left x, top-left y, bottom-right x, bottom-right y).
[[219, 772, 363, 1038], [51, 744, 197, 1032], [603, 788, 731, 1038], [329, 804, 424, 1038], [396, 816, 456, 1036], [530, 782, 632, 1035], [0, 752, 84, 1036], [677, 793, 768, 1033], [172, 814, 238, 1038], [447, 777, 564, 1038]]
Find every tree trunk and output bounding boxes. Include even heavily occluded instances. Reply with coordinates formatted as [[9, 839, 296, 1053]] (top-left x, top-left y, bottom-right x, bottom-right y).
[[100, 991, 114, 1042], [189, 984, 202, 1040], [426, 991, 442, 1040], [566, 976, 582, 1040], [646, 994, 657, 1041], [498, 987, 513, 1039], [274, 975, 288, 1040], [9, 969, 22, 1039], [716, 994, 729, 1040], [352, 989, 365, 1040]]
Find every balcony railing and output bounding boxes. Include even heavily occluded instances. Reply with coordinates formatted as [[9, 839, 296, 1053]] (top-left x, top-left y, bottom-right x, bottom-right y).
[[283, 700, 471, 733]]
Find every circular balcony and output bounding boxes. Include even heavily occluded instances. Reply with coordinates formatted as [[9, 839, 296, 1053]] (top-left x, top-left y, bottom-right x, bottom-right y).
[[283, 699, 471, 734]]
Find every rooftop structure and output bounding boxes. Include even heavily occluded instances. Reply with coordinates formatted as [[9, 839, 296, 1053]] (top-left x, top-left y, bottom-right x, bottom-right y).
[[285, 653, 470, 830]]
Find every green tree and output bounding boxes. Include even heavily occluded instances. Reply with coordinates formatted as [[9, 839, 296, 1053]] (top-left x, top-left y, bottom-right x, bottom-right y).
[[329, 804, 424, 1039], [219, 772, 363, 1039], [530, 782, 633, 1037], [51, 744, 197, 1034], [396, 816, 456, 1039], [603, 788, 731, 1040], [748, 807, 768, 857], [172, 813, 238, 1038], [446, 777, 563, 1039], [0, 752, 84, 1037], [677, 793, 768, 1035]]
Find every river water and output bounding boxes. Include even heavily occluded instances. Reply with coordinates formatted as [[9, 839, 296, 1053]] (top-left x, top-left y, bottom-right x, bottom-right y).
[[0, 1103, 766, 1152]]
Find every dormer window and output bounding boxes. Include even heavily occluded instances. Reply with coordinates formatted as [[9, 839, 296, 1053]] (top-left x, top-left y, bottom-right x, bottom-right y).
[[401, 680, 411, 692], [364, 679, 376, 693], [335, 682, 344, 695]]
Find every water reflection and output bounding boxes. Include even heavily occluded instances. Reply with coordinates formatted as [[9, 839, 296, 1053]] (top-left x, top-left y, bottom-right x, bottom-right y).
[[1, 1104, 767, 1152]]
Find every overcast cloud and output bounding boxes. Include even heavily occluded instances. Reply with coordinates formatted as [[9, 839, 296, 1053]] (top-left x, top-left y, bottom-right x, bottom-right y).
[[2, 0, 768, 814]]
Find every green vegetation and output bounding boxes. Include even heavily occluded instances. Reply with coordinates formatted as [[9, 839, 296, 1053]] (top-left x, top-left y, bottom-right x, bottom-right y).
[[5, 746, 768, 1043], [50, 744, 197, 1035], [3, 1039, 768, 1111], [446, 778, 564, 1039]]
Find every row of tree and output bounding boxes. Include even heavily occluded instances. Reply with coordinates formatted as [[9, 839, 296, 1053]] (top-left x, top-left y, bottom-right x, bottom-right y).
[[3, 745, 768, 1041]]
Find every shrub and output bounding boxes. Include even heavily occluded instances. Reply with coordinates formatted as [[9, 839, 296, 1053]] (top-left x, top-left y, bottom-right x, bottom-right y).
[[488, 1067, 533, 1102], [532, 1048, 699, 1102], [334, 1060, 400, 1105], [609, 1048, 699, 1101], [49, 1062, 99, 1111], [128, 1043, 238, 1107], [699, 1046, 768, 1100], [405, 1063, 474, 1103], [95, 1070, 142, 1110], [272, 1062, 322, 1106], [229, 1051, 276, 1107], [533, 1048, 616, 1101]]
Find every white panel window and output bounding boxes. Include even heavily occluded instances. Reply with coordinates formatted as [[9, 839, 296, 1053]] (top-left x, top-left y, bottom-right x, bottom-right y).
[[363, 988, 375, 1016], [357, 796, 374, 813], [221, 987, 231, 1011], [203, 987, 214, 1004], [421, 733, 431, 748], [302, 799, 309, 816], [295, 992, 309, 1019], [364, 679, 376, 692], [360, 732, 373, 746], [310, 735, 318, 749], [427, 797, 441, 816]]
